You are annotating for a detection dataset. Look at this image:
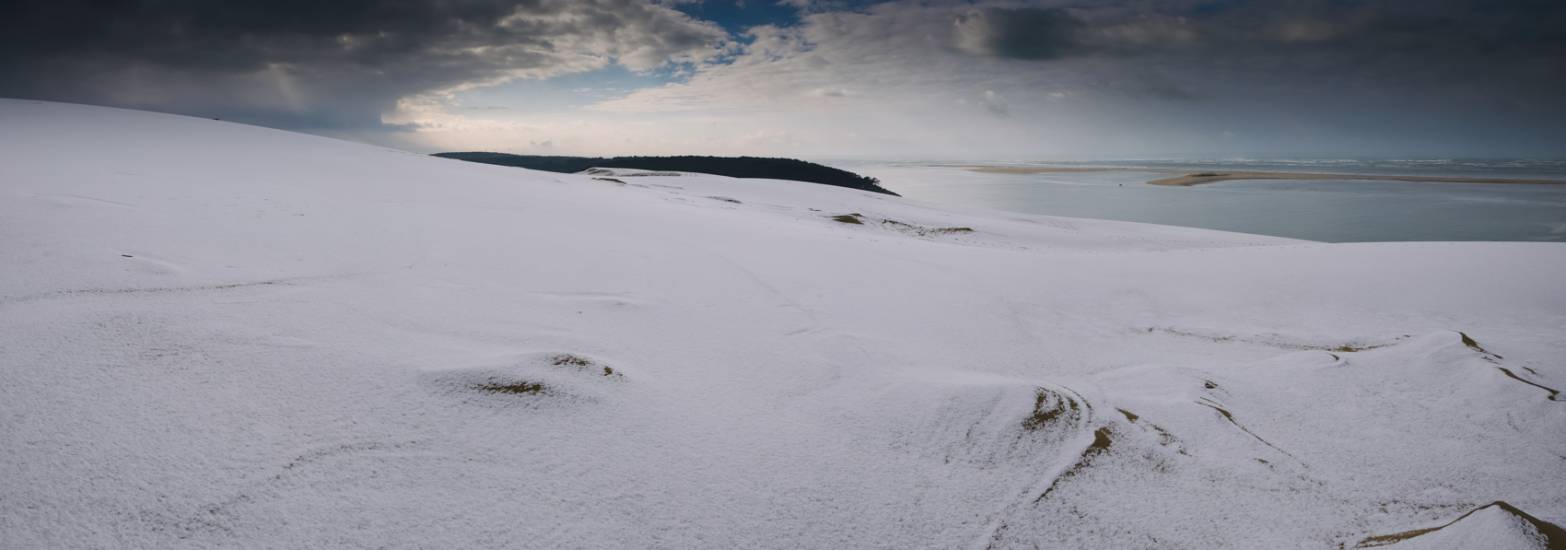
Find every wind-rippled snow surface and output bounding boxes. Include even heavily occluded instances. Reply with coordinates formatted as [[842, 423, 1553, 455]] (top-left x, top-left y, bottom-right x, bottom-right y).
[[3, 100, 1564, 549]]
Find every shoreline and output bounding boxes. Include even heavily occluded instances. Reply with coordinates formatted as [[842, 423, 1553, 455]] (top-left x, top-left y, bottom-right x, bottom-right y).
[[955, 164, 1566, 187], [962, 165, 1115, 175], [1147, 170, 1566, 187]]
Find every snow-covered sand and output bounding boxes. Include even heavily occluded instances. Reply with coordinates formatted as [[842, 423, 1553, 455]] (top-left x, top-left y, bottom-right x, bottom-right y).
[[2, 99, 1564, 549]]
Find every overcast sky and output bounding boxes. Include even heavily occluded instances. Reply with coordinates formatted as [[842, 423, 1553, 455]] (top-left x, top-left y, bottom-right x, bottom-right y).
[[3, 0, 1563, 159]]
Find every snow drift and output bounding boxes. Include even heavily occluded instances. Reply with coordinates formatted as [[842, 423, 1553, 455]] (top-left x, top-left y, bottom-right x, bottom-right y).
[[2, 99, 1564, 549]]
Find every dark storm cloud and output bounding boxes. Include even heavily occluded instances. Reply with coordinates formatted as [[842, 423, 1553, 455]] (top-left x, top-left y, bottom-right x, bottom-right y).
[[954, 7, 1086, 60], [0, 0, 729, 130], [953, 0, 1566, 64], [1, 1, 500, 70], [949, 0, 1566, 121]]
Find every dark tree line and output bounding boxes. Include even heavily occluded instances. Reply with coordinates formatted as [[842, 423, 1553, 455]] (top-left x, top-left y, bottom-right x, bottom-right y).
[[433, 152, 898, 196]]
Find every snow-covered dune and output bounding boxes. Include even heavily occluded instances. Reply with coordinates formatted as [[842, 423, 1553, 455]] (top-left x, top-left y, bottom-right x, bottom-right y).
[[2, 99, 1563, 549]]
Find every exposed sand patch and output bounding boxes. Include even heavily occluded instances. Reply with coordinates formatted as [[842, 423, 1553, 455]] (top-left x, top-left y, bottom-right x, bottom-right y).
[[1357, 501, 1566, 549], [1022, 387, 1081, 431]]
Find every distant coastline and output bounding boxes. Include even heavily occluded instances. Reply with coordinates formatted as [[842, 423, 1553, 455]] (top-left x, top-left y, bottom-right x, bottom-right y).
[[436, 152, 899, 196], [1147, 171, 1566, 187], [958, 165, 1566, 187]]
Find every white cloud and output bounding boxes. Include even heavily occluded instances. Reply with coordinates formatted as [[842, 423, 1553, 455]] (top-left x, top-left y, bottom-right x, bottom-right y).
[[979, 90, 1009, 115]]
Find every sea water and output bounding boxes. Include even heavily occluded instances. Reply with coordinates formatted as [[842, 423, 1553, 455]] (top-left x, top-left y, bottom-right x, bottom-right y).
[[846, 160, 1566, 243]]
